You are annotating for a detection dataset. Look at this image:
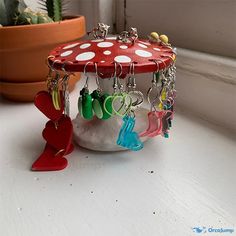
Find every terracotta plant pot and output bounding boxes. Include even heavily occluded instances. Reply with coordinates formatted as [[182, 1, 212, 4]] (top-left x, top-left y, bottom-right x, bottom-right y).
[[0, 16, 86, 102]]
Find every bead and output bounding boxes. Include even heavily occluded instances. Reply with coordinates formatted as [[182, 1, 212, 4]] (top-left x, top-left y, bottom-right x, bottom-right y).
[[150, 32, 159, 40], [82, 93, 93, 120], [164, 132, 169, 138], [160, 34, 168, 44]]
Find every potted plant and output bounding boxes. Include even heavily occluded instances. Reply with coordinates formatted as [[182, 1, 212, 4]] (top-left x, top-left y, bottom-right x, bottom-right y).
[[0, 0, 85, 102]]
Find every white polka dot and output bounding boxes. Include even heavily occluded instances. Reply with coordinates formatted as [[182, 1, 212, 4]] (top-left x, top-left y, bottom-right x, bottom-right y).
[[140, 41, 151, 46], [103, 50, 111, 55], [135, 49, 152, 58], [120, 45, 128, 49], [153, 47, 161, 51], [106, 36, 117, 40], [100, 60, 105, 63], [60, 50, 73, 57], [138, 43, 148, 48], [97, 42, 114, 48], [80, 43, 91, 49], [91, 39, 104, 42], [75, 52, 95, 61], [63, 43, 79, 49], [114, 55, 131, 63]]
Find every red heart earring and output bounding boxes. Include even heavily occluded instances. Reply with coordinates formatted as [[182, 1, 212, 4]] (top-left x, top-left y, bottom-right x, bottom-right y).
[[34, 91, 64, 122], [31, 144, 68, 171], [42, 116, 73, 155]]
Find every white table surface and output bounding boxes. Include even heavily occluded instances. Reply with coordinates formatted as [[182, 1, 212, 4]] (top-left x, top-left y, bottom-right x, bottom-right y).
[[0, 82, 235, 236]]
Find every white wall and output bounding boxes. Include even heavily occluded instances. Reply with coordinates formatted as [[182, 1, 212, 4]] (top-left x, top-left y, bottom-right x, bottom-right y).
[[119, 0, 236, 58], [25, 0, 40, 10]]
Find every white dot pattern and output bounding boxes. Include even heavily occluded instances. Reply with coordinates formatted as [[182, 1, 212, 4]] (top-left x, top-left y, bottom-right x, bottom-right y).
[[103, 50, 111, 55], [91, 39, 104, 42], [140, 41, 151, 46], [61, 50, 73, 57], [97, 42, 114, 48], [63, 43, 79, 49], [80, 43, 91, 49], [120, 45, 128, 49], [138, 43, 148, 48], [135, 49, 152, 58], [106, 36, 117, 40], [75, 52, 95, 61], [51, 39, 174, 76], [114, 55, 131, 63]]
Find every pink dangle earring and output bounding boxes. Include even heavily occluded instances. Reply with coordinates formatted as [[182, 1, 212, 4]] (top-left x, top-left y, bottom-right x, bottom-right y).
[[139, 59, 167, 138]]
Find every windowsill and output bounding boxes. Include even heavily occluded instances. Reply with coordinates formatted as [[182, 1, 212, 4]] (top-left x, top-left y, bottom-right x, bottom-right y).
[[0, 82, 235, 236], [175, 48, 236, 132]]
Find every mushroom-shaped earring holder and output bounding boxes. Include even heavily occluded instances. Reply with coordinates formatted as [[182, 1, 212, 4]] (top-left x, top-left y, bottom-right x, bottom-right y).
[[46, 24, 176, 152]]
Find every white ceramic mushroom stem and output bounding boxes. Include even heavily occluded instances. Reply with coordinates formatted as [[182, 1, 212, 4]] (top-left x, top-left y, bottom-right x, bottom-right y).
[[72, 76, 149, 151]]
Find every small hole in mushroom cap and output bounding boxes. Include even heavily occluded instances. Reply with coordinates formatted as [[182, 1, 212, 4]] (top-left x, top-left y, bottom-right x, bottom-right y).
[[148, 58, 156, 62]]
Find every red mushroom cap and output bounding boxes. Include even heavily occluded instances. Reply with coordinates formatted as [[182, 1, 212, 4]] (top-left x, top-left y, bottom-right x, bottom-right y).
[[48, 37, 175, 78]]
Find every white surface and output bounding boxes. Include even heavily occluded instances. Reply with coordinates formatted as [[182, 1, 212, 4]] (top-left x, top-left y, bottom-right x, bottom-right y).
[[0, 82, 236, 236], [176, 48, 236, 132]]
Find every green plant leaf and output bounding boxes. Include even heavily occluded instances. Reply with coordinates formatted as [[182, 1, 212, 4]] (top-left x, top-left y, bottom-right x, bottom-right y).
[[0, 0, 8, 25], [53, 0, 62, 22]]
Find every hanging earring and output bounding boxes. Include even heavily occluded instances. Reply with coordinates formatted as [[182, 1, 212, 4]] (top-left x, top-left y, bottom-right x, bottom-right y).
[[78, 62, 93, 120], [91, 63, 113, 120], [160, 56, 177, 137], [116, 62, 143, 151], [61, 61, 73, 117], [50, 60, 61, 111], [103, 62, 132, 117], [139, 59, 163, 138]]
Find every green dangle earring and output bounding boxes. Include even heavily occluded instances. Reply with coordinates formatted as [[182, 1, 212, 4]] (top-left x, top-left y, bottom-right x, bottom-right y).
[[91, 62, 112, 120], [78, 62, 93, 120]]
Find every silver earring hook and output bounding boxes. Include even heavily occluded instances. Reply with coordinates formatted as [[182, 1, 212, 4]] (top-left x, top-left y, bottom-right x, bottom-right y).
[[61, 61, 73, 76], [83, 61, 93, 88], [51, 59, 61, 74], [61, 61, 75, 80], [164, 54, 176, 66], [94, 62, 101, 91], [61, 61, 72, 117], [114, 62, 123, 78], [129, 61, 135, 76], [116, 62, 124, 91], [156, 58, 167, 70], [153, 59, 160, 73], [112, 62, 124, 92], [46, 55, 55, 71], [83, 61, 93, 76], [127, 62, 137, 91]]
